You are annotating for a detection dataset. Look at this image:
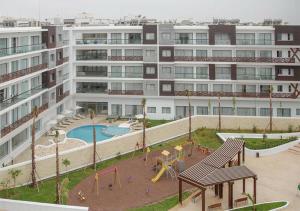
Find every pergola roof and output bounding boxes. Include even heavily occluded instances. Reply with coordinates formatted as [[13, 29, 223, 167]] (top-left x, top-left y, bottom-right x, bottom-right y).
[[178, 139, 250, 187]]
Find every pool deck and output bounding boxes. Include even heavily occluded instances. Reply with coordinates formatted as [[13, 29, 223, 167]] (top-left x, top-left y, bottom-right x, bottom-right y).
[[13, 115, 130, 164]]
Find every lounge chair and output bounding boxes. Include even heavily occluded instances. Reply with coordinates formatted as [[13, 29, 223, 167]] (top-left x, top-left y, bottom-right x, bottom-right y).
[[76, 114, 86, 119], [61, 120, 71, 126], [65, 118, 74, 123]]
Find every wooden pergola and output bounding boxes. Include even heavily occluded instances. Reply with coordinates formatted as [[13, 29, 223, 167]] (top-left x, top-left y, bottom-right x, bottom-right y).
[[178, 139, 257, 210]]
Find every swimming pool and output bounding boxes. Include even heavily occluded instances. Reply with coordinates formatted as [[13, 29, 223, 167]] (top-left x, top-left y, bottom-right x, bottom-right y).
[[66, 125, 130, 143]]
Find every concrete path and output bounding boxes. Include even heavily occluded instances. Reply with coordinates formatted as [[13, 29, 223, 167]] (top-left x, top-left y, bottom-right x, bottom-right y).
[[170, 150, 300, 211]]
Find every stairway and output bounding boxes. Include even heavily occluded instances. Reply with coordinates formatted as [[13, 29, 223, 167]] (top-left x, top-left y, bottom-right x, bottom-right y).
[[288, 143, 300, 155]]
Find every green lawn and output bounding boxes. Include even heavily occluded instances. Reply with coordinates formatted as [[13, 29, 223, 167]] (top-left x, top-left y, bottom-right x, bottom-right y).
[[244, 138, 293, 150], [129, 192, 190, 211], [147, 119, 172, 128], [232, 201, 287, 211]]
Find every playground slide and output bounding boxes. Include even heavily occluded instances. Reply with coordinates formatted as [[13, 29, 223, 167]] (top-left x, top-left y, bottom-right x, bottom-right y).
[[151, 166, 167, 183]]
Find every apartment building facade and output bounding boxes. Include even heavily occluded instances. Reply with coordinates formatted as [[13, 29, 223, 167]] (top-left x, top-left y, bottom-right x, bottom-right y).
[[1, 22, 300, 166], [0, 26, 71, 165], [70, 24, 300, 120]]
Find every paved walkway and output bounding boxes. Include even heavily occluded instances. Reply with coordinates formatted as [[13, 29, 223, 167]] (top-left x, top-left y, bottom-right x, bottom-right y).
[[170, 150, 300, 211]]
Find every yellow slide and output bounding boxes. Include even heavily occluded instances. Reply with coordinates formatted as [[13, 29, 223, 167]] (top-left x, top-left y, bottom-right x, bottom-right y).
[[151, 166, 167, 183]]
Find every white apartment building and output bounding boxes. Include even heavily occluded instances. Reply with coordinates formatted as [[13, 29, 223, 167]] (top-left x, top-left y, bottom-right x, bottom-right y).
[[0, 26, 71, 166], [0, 22, 300, 165]]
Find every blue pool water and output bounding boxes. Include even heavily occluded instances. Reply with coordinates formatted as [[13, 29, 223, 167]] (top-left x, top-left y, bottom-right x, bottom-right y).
[[66, 125, 130, 143]]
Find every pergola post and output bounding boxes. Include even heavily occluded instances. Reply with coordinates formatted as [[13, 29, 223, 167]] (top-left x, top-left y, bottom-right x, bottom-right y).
[[242, 143, 245, 163], [228, 182, 234, 209], [179, 178, 182, 205], [218, 183, 223, 198], [202, 188, 206, 211], [238, 151, 241, 166], [214, 184, 219, 196], [242, 178, 246, 193], [253, 177, 257, 204], [229, 160, 232, 167]]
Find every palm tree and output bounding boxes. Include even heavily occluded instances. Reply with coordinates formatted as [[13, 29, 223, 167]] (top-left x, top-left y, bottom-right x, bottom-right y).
[[59, 177, 70, 204], [54, 130, 60, 204], [62, 158, 71, 173], [8, 169, 21, 193], [89, 109, 97, 170], [141, 98, 146, 151], [185, 90, 193, 156], [31, 106, 39, 188], [218, 94, 221, 131]]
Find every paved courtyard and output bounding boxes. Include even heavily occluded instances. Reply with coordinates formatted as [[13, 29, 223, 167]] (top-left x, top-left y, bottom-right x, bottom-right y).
[[171, 149, 300, 211]]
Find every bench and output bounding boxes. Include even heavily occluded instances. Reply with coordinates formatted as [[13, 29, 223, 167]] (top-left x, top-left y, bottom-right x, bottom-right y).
[[191, 191, 202, 203], [234, 197, 248, 206], [197, 145, 210, 155], [208, 203, 222, 210]]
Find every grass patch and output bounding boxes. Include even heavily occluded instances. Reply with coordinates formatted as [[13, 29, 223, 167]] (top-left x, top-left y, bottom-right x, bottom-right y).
[[233, 201, 287, 211], [147, 119, 172, 128], [129, 192, 190, 211], [244, 138, 294, 150]]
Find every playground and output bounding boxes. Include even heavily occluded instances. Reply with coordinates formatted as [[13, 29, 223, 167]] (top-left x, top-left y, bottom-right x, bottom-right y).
[[68, 144, 207, 211]]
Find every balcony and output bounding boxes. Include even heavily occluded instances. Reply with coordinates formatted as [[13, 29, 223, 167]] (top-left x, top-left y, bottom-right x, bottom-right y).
[[0, 85, 45, 110], [236, 39, 273, 45], [0, 44, 46, 58], [75, 39, 142, 45], [108, 90, 144, 95], [173, 56, 295, 64], [0, 103, 48, 138], [237, 74, 275, 80], [174, 91, 295, 99], [56, 91, 70, 103], [0, 64, 47, 83], [56, 57, 69, 66], [175, 39, 209, 45], [107, 56, 143, 61]]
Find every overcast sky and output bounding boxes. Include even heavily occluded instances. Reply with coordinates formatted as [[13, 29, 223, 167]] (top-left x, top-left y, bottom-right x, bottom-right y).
[[0, 0, 299, 24]]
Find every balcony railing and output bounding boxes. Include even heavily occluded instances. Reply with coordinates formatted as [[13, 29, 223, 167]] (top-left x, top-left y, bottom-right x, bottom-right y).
[[107, 56, 143, 61], [236, 39, 273, 45], [56, 57, 69, 66], [76, 39, 142, 45], [0, 103, 48, 138], [108, 90, 144, 95], [0, 85, 45, 110], [175, 39, 209, 45], [0, 63, 47, 83], [76, 55, 107, 61], [56, 91, 70, 103], [174, 56, 295, 64], [237, 74, 275, 80], [0, 44, 46, 58], [174, 91, 295, 99]]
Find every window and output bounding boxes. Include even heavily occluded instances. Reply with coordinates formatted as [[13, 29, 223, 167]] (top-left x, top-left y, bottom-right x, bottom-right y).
[[161, 33, 171, 40], [237, 67, 256, 80], [260, 108, 272, 116], [175, 66, 193, 79], [162, 107, 171, 114], [196, 50, 207, 57], [1, 112, 9, 129], [197, 106, 208, 115], [145, 83, 156, 91], [289, 85, 292, 92], [175, 33, 192, 44], [11, 60, 18, 72], [212, 50, 232, 57], [215, 67, 231, 80], [111, 82, 122, 90], [277, 85, 283, 92], [258, 33, 272, 45], [111, 66, 122, 77], [50, 35, 55, 43], [162, 50, 171, 57], [125, 66, 143, 78], [277, 33, 294, 41], [213, 84, 232, 92], [276, 51, 282, 58], [260, 51, 272, 58], [213, 107, 234, 115], [296, 109, 300, 116], [111, 104, 122, 116], [145, 50, 155, 57], [125, 49, 143, 57], [162, 84, 172, 92], [31, 36, 40, 45], [278, 68, 294, 76], [160, 66, 172, 78], [196, 33, 208, 44], [237, 108, 256, 116], [111, 49, 122, 57], [111, 33, 122, 44], [76, 50, 107, 60], [0, 63, 8, 76], [236, 33, 255, 45], [145, 33, 155, 40], [58, 34, 63, 42], [236, 50, 255, 58], [125, 33, 141, 44], [12, 129, 28, 150], [176, 106, 194, 118], [51, 54, 55, 61], [146, 66, 155, 75], [258, 67, 273, 80], [31, 56, 40, 66], [175, 83, 193, 91], [236, 85, 256, 93], [0, 142, 9, 159], [215, 33, 230, 45], [147, 107, 156, 113], [125, 105, 143, 116], [277, 108, 291, 117], [175, 50, 193, 57], [196, 84, 208, 92], [196, 67, 209, 79]]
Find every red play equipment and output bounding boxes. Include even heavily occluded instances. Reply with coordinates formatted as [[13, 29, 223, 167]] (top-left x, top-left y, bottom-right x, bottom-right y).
[[94, 166, 122, 195]]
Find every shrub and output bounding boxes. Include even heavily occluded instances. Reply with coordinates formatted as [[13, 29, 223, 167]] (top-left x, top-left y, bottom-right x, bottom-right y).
[[252, 125, 257, 133], [288, 125, 293, 133], [288, 136, 298, 141]]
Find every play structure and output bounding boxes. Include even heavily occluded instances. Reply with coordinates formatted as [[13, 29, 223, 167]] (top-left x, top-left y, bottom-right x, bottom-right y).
[[93, 166, 122, 195], [151, 145, 185, 183]]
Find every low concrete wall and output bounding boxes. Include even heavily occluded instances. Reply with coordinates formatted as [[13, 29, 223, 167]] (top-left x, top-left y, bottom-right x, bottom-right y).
[[0, 115, 300, 188], [0, 198, 88, 211], [218, 132, 300, 157]]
